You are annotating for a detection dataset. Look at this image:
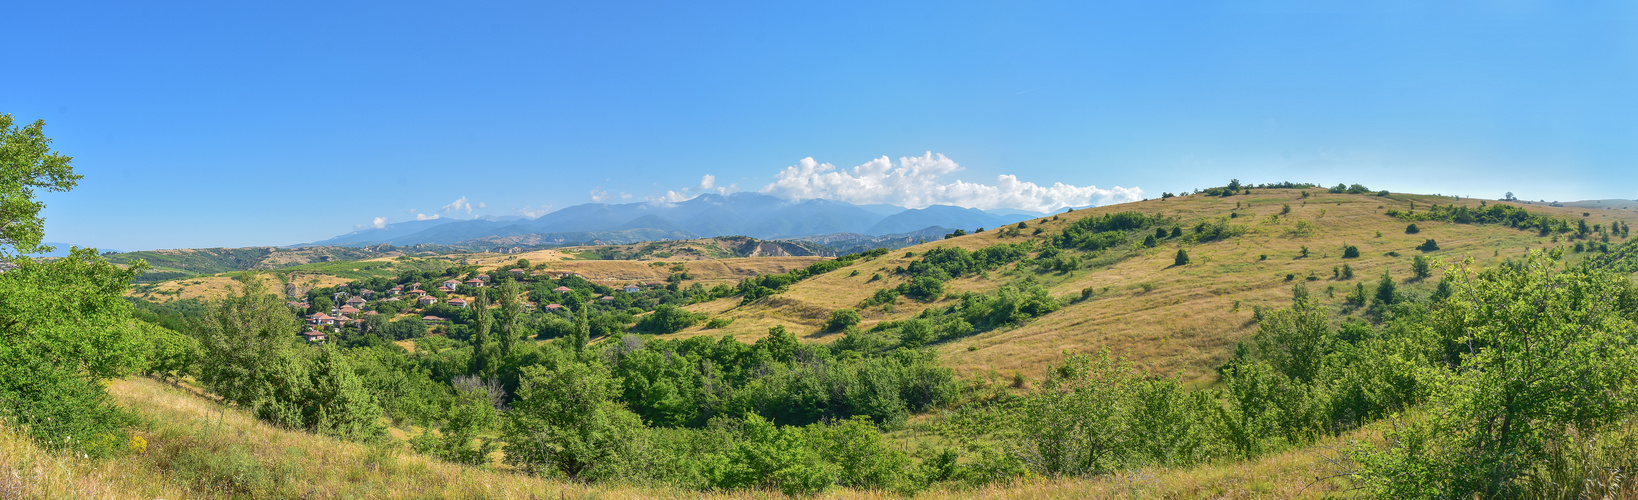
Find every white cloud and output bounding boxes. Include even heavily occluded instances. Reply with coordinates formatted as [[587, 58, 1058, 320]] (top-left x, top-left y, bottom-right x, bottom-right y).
[[442, 196, 476, 215], [647, 190, 692, 206], [517, 205, 552, 218], [416, 213, 441, 221], [699, 174, 716, 190], [477, 202, 487, 209], [590, 189, 609, 203], [372, 217, 388, 229], [759, 152, 1142, 212]]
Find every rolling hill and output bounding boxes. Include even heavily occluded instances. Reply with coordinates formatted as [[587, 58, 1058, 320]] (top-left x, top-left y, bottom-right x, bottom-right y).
[[672, 188, 1638, 383]]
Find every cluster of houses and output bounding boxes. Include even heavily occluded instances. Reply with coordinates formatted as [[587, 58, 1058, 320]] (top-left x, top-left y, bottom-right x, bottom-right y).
[[289, 269, 665, 343], [297, 282, 412, 342]]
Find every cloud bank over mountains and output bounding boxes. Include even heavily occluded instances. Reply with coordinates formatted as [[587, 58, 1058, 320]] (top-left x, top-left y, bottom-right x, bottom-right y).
[[369, 152, 1139, 230], [759, 152, 1142, 212]]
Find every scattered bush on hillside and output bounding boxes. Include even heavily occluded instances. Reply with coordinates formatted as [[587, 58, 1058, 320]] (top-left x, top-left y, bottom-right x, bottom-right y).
[[1174, 249, 1191, 266], [827, 308, 862, 332], [1418, 239, 1440, 252]]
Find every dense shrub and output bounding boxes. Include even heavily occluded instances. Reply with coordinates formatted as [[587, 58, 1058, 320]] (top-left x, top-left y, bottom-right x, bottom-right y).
[[827, 308, 862, 332]]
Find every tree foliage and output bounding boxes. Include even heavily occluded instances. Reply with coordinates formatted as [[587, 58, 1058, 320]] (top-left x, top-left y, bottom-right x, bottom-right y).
[[0, 114, 80, 258], [1354, 253, 1638, 497]]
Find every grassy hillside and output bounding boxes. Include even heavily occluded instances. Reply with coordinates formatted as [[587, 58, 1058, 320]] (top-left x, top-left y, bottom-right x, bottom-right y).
[[108, 246, 418, 283], [1, 376, 1359, 499], [677, 189, 1638, 383]]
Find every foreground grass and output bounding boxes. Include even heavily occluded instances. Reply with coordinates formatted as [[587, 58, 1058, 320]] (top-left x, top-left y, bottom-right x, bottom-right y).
[[0, 376, 1376, 499]]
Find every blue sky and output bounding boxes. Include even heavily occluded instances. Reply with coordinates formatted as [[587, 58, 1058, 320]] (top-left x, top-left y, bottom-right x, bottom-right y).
[[6, 1, 1636, 250]]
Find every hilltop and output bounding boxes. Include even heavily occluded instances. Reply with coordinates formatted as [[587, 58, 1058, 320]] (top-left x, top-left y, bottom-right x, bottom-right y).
[[674, 187, 1638, 383]]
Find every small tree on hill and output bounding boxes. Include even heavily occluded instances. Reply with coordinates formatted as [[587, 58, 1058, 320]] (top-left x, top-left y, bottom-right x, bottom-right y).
[[1174, 249, 1191, 266], [1405, 223, 1420, 234], [1418, 239, 1440, 252], [1342, 245, 1361, 258], [1412, 254, 1432, 280], [1373, 271, 1397, 307]]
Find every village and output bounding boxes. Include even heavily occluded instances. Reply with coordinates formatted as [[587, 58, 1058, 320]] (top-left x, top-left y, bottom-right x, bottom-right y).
[[288, 265, 676, 343]]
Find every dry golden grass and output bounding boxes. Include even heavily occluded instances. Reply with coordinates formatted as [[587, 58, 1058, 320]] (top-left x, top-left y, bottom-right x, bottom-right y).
[[519, 256, 826, 288], [127, 272, 353, 303], [679, 190, 1638, 383], [3, 376, 1369, 499]]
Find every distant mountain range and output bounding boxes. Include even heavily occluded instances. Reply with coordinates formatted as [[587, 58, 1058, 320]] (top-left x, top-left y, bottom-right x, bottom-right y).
[[303, 193, 1046, 249]]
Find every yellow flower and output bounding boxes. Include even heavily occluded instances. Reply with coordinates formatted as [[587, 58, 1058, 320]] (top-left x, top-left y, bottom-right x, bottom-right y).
[[130, 435, 148, 455]]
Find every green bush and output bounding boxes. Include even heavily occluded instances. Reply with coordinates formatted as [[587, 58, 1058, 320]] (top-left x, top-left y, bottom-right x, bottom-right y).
[[704, 317, 733, 329], [635, 304, 702, 334], [901, 276, 946, 301], [0, 251, 144, 457], [1352, 253, 1638, 497], [827, 308, 862, 332]]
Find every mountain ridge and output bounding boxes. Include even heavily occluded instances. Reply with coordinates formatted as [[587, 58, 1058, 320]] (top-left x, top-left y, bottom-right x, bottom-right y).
[[303, 193, 1046, 248]]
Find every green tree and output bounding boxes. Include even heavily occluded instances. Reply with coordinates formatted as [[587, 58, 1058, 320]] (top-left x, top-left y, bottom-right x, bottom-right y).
[[413, 380, 500, 465], [194, 274, 307, 418], [635, 304, 701, 334], [1143, 233, 1158, 248], [0, 249, 144, 456], [0, 114, 80, 257], [503, 360, 644, 480], [1342, 244, 1361, 258], [1354, 253, 1638, 497], [469, 289, 500, 379], [1411, 254, 1432, 280], [1373, 271, 1397, 307], [0, 117, 144, 456], [494, 279, 524, 355], [565, 306, 588, 351], [899, 319, 933, 348], [1174, 248, 1191, 266], [309, 296, 332, 316], [304, 345, 386, 440]]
